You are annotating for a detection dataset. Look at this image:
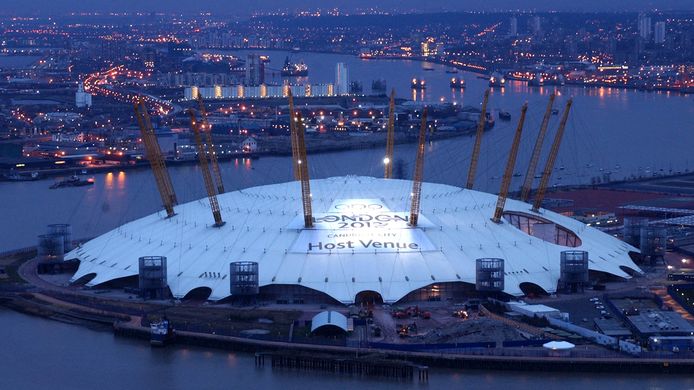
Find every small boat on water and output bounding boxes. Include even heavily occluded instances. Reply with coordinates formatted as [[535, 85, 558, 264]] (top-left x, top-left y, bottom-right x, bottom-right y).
[[489, 72, 506, 87], [150, 318, 175, 347], [49, 175, 94, 189], [498, 111, 512, 121], [551, 109, 559, 115], [450, 77, 465, 88]]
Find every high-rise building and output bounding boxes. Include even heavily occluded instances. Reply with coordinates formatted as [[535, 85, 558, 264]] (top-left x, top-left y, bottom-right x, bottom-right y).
[[530, 16, 541, 36], [335, 62, 349, 95], [75, 82, 92, 108], [245, 54, 264, 86], [509, 16, 518, 37], [420, 37, 436, 57], [638, 13, 652, 40], [654, 21, 666, 44]]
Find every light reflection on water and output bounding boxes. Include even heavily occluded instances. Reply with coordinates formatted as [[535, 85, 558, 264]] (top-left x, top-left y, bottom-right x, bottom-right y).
[[1, 308, 692, 389]]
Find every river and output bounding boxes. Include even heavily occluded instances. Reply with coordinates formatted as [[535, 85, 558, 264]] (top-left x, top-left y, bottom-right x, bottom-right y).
[[1, 308, 692, 389], [1, 51, 693, 387]]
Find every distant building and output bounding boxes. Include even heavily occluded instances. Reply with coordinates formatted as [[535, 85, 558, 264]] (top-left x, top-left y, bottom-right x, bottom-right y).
[[245, 54, 264, 86], [638, 13, 652, 40], [654, 22, 666, 44], [241, 137, 258, 152], [420, 37, 436, 57], [335, 62, 349, 96], [509, 16, 518, 37], [75, 82, 92, 108], [530, 16, 542, 36]]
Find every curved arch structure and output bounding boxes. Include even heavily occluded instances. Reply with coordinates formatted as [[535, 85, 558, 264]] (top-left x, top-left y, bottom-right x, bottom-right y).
[[67, 176, 641, 303]]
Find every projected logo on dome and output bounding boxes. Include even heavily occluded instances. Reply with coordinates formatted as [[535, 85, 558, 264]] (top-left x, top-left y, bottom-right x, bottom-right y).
[[290, 199, 436, 254]]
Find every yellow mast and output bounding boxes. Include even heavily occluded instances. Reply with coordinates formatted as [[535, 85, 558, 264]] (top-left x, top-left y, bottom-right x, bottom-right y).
[[492, 103, 528, 223], [409, 108, 428, 227], [134, 99, 177, 217], [520, 93, 555, 202], [532, 99, 573, 212], [465, 89, 491, 189], [196, 96, 225, 194], [189, 110, 224, 227], [288, 90, 300, 180], [294, 112, 313, 227], [384, 89, 396, 179]]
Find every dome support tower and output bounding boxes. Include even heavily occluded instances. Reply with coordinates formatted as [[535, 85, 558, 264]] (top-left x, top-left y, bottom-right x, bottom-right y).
[[189, 110, 224, 227], [466, 89, 490, 189], [520, 94, 555, 202], [492, 102, 528, 223], [384, 89, 396, 179], [532, 99, 573, 213], [409, 108, 428, 226]]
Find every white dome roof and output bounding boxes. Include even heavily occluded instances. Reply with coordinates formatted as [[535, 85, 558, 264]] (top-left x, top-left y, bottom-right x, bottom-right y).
[[68, 176, 641, 303]]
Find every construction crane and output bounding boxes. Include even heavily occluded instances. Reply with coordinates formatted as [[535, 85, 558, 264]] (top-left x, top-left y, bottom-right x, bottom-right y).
[[133, 100, 177, 217], [288, 90, 300, 180], [532, 99, 573, 213], [465, 89, 491, 189], [196, 96, 225, 194], [294, 112, 313, 227], [492, 103, 528, 223], [189, 109, 224, 227], [409, 108, 428, 227], [520, 93, 555, 202], [384, 89, 396, 179]]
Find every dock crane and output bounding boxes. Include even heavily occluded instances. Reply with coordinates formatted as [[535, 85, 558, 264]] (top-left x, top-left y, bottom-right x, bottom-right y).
[[492, 103, 528, 223], [384, 89, 396, 179], [189, 109, 224, 227], [409, 108, 428, 227], [133, 99, 177, 218], [196, 96, 225, 194], [288, 90, 300, 180], [293, 112, 313, 227], [532, 99, 573, 213], [465, 89, 491, 189], [520, 93, 555, 202]]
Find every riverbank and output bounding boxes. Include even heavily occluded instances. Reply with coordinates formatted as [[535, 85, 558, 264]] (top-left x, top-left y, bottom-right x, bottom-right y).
[[1, 130, 466, 181], [1, 250, 693, 375]]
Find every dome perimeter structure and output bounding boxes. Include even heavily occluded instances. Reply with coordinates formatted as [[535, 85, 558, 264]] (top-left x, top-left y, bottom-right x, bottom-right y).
[[68, 176, 641, 303]]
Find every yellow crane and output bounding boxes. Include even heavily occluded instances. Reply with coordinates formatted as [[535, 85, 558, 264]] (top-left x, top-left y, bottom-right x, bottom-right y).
[[196, 96, 225, 194], [133, 99, 177, 217], [532, 99, 573, 213], [409, 108, 428, 227], [293, 112, 313, 227], [288, 90, 300, 180], [189, 109, 224, 227], [492, 103, 528, 223], [465, 89, 491, 189], [520, 93, 555, 202], [384, 89, 396, 179]]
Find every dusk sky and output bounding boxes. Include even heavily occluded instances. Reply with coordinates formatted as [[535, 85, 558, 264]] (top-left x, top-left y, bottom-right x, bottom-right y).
[[2, 0, 694, 15]]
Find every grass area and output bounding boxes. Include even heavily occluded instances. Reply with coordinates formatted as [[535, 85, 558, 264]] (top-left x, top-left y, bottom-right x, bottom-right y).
[[144, 306, 302, 338], [0, 250, 36, 285]]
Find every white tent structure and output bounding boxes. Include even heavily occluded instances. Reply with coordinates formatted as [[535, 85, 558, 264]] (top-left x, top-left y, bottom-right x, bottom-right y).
[[67, 176, 641, 303], [311, 311, 348, 333]]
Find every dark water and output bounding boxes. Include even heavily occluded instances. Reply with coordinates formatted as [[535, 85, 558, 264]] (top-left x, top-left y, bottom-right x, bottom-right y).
[[1, 52, 693, 387], [1, 308, 692, 390], [1, 51, 693, 251]]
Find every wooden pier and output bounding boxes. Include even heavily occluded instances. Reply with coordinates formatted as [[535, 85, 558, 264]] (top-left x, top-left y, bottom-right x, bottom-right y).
[[255, 352, 428, 382]]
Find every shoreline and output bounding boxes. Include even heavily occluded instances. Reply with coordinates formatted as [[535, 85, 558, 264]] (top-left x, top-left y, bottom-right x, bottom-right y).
[[1, 251, 693, 374], [1, 131, 465, 181]]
